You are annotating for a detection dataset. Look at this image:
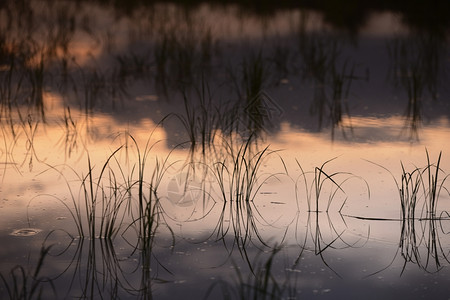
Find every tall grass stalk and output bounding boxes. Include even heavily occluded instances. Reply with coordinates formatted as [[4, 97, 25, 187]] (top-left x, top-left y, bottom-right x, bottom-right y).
[[116, 132, 176, 296], [212, 136, 283, 204], [371, 150, 449, 220], [364, 150, 450, 273]]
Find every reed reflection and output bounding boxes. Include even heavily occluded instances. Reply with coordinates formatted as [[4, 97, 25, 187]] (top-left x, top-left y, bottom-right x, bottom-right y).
[[293, 157, 370, 277], [387, 32, 447, 140], [1, 1, 448, 148], [396, 151, 450, 273], [200, 136, 288, 272], [298, 29, 361, 140], [205, 245, 299, 300], [0, 244, 56, 299]]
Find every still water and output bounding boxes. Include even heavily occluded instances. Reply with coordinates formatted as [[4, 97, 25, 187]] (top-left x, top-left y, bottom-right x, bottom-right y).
[[1, 1, 450, 299]]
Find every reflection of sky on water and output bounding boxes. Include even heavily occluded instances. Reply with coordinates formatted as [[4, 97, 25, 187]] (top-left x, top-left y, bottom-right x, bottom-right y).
[[2, 227, 449, 299], [1, 100, 449, 298], [1, 1, 450, 299], [1, 94, 450, 298]]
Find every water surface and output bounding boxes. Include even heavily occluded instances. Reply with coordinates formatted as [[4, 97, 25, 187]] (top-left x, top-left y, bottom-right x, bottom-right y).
[[1, 1, 450, 299]]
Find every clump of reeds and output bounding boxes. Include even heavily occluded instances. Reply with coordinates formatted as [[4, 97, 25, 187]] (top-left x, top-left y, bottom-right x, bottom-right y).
[[294, 157, 370, 277], [39, 143, 134, 240], [39, 124, 181, 244], [211, 136, 283, 204], [206, 136, 288, 269], [366, 150, 449, 221], [391, 150, 449, 221], [398, 151, 449, 273], [124, 134, 175, 242], [295, 157, 355, 213], [364, 151, 450, 274], [209, 137, 273, 249], [119, 133, 179, 297], [172, 76, 219, 155], [398, 151, 449, 272]]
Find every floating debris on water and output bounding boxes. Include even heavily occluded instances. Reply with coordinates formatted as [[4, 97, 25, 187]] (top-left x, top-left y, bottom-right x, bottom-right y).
[[10, 228, 42, 237]]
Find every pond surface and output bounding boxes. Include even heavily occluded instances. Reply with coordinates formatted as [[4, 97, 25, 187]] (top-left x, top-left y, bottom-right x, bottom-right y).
[[1, 1, 450, 299]]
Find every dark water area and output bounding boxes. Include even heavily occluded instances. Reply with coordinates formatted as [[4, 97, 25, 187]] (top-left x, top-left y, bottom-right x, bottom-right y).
[[1, 1, 450, 299]]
